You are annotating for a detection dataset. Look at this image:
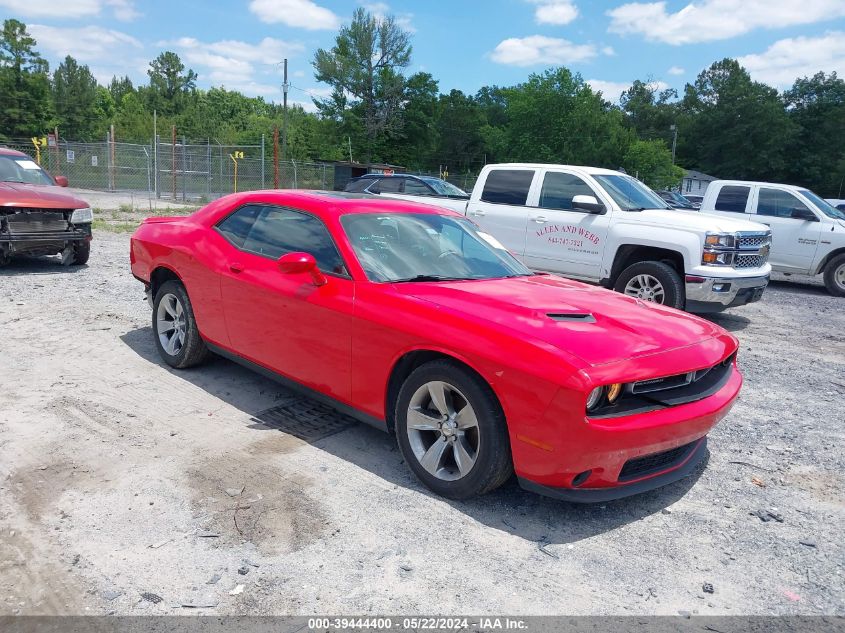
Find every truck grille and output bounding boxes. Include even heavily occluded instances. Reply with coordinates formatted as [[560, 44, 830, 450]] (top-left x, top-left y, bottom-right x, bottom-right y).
[[3, 209, 70, 235], [735, 254, 766, 268], [737, 234, 768, 249]]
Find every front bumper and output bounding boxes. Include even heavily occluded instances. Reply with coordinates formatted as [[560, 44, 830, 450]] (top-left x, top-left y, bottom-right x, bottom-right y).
[[685, 274, 769, 313], [519, 437, 708, 503]]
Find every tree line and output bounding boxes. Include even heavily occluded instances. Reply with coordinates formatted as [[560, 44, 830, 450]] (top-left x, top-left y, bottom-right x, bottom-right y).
[[1, 10, 843, 195]]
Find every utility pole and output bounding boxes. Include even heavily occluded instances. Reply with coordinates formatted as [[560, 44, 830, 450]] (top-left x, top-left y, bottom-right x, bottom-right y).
[[281, 59, 289, 185], [670, 124, 678, 165]]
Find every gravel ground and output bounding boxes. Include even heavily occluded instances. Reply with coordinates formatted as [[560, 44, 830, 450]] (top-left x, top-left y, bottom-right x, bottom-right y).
[[0, 229, 843, 616]]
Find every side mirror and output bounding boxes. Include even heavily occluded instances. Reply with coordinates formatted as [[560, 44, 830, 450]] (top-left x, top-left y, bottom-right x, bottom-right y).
[[278, 252, 327, 286], [572, 195, 605, 214], [790, 207, 818, 222], [54, 175, 68, 187]]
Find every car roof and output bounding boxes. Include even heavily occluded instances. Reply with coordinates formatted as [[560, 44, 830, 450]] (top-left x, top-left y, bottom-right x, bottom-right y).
[[711, 179, 807, 191], [353, 173, 420, 180], [207, 189, 462, 219], [486, 163, 623, 176], [0, 147, 29, 158]]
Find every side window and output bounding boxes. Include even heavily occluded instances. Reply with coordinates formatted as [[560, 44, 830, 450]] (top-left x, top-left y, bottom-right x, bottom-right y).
[[757, 188, 811, 218], [374, 178, 402, 193], [539, 172, 597, 210], [220, 206, 347, 276], [480, 169, 535, 205], [216, 204, 262, 248], [714, 186, 750, 213], [344, 179, 370, 193], [404, 179, 432, 195]]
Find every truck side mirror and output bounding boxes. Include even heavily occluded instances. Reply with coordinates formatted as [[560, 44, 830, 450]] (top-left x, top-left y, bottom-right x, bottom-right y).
[[790, 207, 818, 222], [572, 195, 606, 214]]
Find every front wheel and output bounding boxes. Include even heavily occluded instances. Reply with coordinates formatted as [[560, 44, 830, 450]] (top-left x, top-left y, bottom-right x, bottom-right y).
[[152, 280, 211, 368], [614, 261, 685, 309], [823, 254, 845, 297], [395, 360, 512, 500], [71, 240, 90, 265]]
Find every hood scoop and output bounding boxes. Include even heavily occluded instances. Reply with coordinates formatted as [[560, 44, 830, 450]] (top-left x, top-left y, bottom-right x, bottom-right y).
[[547, 312, 596, 323]]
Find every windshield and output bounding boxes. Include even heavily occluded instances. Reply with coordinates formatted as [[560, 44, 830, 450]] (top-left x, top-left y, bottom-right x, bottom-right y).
[[667, 191, 694, 206], [0, 155, 55, 185], [420, 177, 469, 198], [341, 212, 532, 282], [799, 189, 845, 220], [593, 174, 671, 211]]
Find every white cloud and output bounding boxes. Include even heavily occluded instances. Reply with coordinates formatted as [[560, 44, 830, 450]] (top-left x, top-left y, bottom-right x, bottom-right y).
[[667, 65, 685, 75], [607, 0, 845, 45], [602, 46, 616, 56], [362, 2, 416, 33], [738, 31, 845, 88], [29, 24, 142, 63], [0, 0, 140, 20], [588, 78, 668, 103], [491, 35, 599, 66], [166, 36, 304, 96], [248, 0, 340, 30], [528, 0, 579, 25]]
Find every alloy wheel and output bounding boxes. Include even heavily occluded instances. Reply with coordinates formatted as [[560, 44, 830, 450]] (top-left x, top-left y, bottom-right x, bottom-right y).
[[156, 293, 187, 356], [836, 262, 845, 292], [624, 274, 666, 303], [406, 380, 480, 481]]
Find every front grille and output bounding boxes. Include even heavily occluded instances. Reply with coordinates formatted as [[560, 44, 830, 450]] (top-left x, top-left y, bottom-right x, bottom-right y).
[[735, 254, 766, 268], [4, 210, 70, 235], [618, 441, 697, 482], [737, 234, 769, 249]]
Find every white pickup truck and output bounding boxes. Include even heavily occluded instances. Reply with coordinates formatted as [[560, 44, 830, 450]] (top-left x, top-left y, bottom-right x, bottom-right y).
[[382, 163, 773, 313], [699, 180, 845, 297]]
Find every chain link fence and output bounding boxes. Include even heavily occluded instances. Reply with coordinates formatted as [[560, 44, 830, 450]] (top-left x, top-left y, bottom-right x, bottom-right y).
[[3, 137, 334, 202]]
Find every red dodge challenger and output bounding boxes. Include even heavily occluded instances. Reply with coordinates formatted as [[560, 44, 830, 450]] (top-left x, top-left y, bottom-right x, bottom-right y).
[[130, 191, 741, 502]]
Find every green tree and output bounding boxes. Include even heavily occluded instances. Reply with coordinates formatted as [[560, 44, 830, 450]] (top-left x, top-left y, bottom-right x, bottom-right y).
[[108, 75, 135, 103], [678, 58, 795, 181], [622, 139, 684, 189], [313, 7, 412, 162], [620, 79, 678, 145], [0, 19, 52, 138], [434, 90, 486, 173], [388, 71, 439, 168], [52, 56, 100, 139], [145, 51, 197, 116]]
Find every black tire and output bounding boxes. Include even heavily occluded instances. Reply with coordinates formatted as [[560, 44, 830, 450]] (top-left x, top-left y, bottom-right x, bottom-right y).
[[613, 260, 685, 309], [152, 280, 211, 369], [71, 240, 90, 265], [395, 360, 512, 500], [823, 254, 845, 298]]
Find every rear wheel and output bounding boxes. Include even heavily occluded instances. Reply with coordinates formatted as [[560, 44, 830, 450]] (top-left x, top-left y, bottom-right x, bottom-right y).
[[614, 261, 684, 309], [152, 280, 210, 368], [823, 254, 845, 297], [395, 360, 512, 499]]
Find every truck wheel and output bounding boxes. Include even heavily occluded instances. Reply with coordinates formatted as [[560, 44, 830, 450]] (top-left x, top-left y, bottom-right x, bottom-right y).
[[614, 261, 684, 309], [71, 241, 90, 265], [823, 254, 845, 297], [395, 360, 513, 500], [152, 280, 211, 369]]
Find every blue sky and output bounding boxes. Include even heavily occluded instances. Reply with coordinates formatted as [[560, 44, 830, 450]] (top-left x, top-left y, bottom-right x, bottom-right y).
[[2, 0, 844, 108]]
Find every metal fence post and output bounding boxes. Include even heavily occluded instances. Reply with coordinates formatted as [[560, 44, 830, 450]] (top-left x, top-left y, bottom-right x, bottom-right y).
[[261, 134, 265, 189]]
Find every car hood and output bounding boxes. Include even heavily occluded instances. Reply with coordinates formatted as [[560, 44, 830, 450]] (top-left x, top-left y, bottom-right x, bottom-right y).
[[636, 208, 769, 233], [0, 182, 89, 209], [393, 274, 726, 367]]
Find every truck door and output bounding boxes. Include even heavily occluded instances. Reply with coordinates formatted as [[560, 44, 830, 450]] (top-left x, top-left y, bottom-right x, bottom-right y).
[[522, 170, 610, 279], [464, 168, 537, 258], [752, 187, 822, 273]]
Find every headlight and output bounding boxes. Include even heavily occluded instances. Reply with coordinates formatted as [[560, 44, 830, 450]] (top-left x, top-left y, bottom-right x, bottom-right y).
[[606, 383, 622, 403], [704, 232, 736, 248], [586, 387, 604, 412], [702, 251, 734, 266], [70, 207, 93, 224]]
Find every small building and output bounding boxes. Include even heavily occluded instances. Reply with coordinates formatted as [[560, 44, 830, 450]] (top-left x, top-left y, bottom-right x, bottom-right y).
[[328, 161, 406, 191], [682, 169, 717, 195]]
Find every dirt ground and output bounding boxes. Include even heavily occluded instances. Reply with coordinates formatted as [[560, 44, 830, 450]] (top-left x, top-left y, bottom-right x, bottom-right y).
[[0, 227, 843, 616]]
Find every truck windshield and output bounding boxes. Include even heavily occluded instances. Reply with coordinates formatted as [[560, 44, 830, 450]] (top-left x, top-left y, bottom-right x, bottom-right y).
[[594, 175, 672, 211], [799, 189, 845, 220], [420, 177, 470, 198], [341, 212, 532, 283], [0, 155, 56, 186]]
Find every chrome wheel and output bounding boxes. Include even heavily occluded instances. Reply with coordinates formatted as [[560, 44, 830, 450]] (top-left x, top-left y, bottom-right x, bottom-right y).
[[406, 381, 479, 481], [624, 274, 666, 303], [156, 293, 187, 356], [836, 262, 845, 292]]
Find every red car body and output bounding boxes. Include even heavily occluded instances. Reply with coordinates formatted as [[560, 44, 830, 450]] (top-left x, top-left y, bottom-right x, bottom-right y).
[[131, 191, 742, 502]]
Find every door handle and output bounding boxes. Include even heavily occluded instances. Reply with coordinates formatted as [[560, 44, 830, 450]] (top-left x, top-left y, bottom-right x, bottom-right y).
[[468, 210, 486, 217], [532, 216, 548, 224], [229, 262, 244, 273]]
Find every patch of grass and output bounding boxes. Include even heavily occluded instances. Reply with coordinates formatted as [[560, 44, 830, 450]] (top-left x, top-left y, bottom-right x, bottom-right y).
[[118, 203, 134, 213], [92, 219, 140, 233]]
